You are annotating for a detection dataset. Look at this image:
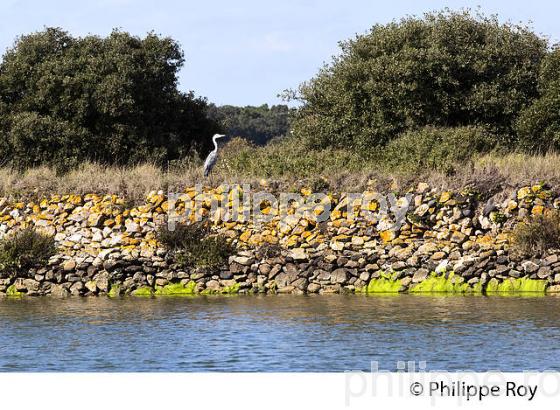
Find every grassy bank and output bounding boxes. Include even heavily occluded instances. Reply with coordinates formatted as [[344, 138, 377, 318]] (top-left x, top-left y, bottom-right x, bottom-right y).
[[0, 137, 559, 202]]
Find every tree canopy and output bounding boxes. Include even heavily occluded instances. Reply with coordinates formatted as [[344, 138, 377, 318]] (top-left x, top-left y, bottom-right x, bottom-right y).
[[517, 47, 560, 151], [291, 10, 548, 152], [0, 28, 219, 170]]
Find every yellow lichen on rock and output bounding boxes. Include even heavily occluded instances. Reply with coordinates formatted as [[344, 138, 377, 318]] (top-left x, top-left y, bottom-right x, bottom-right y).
[[379, 230, 396, 243]]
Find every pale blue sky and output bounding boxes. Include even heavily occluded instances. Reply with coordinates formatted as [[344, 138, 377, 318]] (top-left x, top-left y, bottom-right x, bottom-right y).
[[1, 0, 559, 106]]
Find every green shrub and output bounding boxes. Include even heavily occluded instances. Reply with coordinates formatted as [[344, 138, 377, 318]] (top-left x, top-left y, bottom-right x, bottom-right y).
[[291, 10, 546, 152], [380, 126, 496, 174], [0, 227, 56, 276], [157, 222, 232, 270], [517, 47, 560, 152], [0, 28, 219, 169], [216, 137, 366, 179], [511, 211, 560, 256]]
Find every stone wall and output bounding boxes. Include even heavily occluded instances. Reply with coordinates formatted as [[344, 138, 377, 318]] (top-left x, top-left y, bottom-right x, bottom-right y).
[[1, 183, 560, 297]]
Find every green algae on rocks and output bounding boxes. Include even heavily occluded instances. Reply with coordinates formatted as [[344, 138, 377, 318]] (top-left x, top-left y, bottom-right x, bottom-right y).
[[409, 272, 482, 293], [360, 272, 402, 293], [154, 281, 197, 296], [6, 284, 23, 297], [359, 271, 487, 294], [107, 284, 121, 297], [200, 283, 241, 295], [121, 281, 242, 297], [221, 283, 241, 294], [485, 277, 547, 294], [131, 286, 154, 297]]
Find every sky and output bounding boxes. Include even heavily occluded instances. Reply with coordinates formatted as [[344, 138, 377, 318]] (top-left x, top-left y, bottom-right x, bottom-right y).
[[1, 0, 560, 106]]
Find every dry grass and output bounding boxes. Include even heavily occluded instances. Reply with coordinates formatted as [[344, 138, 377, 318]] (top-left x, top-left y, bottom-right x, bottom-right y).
[[1, 139, 559, 202], [0, 163, 181, 203], [474, 152, 560, 186]]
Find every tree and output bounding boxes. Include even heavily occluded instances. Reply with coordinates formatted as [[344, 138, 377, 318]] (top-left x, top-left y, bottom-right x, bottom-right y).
[[0, 28, 219, 170], [207, 104, 294, 145], [517, 47, 560, 152], [291, 10, 547, 152]]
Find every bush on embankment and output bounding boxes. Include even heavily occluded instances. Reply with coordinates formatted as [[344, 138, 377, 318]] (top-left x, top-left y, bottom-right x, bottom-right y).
[[0, 227, 56, 277], [511, 211, 560, 257], [380, 126, 496, 175], [1, 10, 560, 196], [157, 222, 232, 270]]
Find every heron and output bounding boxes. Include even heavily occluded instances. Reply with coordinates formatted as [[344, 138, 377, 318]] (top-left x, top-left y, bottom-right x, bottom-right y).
[[203, 134, 227, 177]]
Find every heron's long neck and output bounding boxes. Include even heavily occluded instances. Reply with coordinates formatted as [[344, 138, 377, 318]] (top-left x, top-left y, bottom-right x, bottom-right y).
[[212, 137, 219, 151]]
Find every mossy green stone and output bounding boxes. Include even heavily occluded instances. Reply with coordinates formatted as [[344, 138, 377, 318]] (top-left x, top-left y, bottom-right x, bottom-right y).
[[221, 283, 240, 294], [131, 286, 154, 297], [409, 272, 475, 293], [108, 284, 121, 297], [485, 277, 547, 294], [364, 272, 402, 293], [485, 278, 500, 293], [6, 284, 23, 297], [472, 281, 484, 293], [154, 281, 197, 296], [200, 283, 241, 295]]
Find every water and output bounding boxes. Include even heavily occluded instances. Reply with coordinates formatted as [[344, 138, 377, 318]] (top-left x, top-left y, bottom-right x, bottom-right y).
[[1, 294, 560, 372]]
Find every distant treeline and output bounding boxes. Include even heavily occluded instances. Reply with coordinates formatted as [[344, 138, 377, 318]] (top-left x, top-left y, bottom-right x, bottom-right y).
[[207, 104, 294, 145]]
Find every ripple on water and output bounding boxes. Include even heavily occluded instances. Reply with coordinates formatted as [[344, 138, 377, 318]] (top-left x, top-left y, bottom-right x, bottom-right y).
[[1, 294, 560, 372]]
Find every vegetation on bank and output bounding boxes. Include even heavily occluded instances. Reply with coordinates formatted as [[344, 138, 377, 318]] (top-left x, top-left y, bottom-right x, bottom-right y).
[[4, 148, 560, 200], [0, 227, 56, 277], [511, 211, 560, 257], [3, 10, 560, 298], [1, 10, 560, 192], [157, 221, 232, 270]]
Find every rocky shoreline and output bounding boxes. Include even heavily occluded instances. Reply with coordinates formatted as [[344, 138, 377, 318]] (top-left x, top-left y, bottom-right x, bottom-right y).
[[1, 183, 560, 297]]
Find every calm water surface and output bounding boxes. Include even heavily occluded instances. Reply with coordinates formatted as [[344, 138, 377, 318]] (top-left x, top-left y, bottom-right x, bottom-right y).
[[1, 294, 560, 372]]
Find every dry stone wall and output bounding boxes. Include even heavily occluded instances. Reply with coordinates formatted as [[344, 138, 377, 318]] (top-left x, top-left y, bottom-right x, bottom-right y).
[[1, 183, 559, 296]]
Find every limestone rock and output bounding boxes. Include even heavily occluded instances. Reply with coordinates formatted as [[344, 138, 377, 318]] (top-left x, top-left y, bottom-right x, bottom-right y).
[[289, 248, 308, 261], [63, 260, 77, 272], [331, 268, 348, 284], [412, 269, 429, 283]]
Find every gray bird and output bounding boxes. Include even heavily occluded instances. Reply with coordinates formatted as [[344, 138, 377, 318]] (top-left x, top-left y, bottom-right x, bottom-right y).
[[203, 134, 227, 177]]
